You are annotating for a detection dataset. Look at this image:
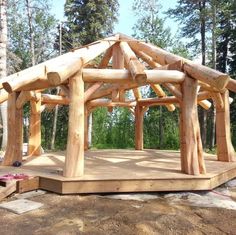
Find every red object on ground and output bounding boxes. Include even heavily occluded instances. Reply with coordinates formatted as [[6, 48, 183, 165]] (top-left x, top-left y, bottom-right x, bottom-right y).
[[0, 173, 29, 181]]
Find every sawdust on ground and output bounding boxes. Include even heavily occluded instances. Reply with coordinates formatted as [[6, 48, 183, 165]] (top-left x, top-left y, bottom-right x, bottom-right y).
[[1, 191, 236, 235]]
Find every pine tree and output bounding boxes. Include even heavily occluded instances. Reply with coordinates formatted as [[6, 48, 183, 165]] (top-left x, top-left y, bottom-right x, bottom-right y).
[[167, 0, 211, 148], [132, 0, 171, 49], [0, 0, 8, 150], [63, 0, 119, 48]]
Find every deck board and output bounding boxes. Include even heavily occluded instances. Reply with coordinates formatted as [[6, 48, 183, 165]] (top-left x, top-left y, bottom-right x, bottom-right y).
[[1, 149, 236, 194]]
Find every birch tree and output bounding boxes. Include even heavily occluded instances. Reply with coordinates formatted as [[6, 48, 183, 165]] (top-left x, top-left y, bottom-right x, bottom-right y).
[[0, 0, 8, 150]]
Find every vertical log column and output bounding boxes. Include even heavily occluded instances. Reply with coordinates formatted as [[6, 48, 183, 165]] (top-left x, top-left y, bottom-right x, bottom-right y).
[[84, 106, 89, 151], [135, 105, 144, 150], [180, 76, 206, 175], [28, 94, 41, 156], [216, 90, 235, 161], [64, 71, 84, 177], [3, 92, 23, 165]]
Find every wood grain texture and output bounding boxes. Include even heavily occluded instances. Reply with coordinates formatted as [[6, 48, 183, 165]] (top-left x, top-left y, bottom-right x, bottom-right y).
[[216, 90, 235, 162], [64, 71, 84, 177], [180, 76, 205, 175], [28, 94, 41, 156], [2, 92, 23, 165]]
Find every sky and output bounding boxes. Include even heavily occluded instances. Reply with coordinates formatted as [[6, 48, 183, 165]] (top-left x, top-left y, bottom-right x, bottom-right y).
[[51, 0, 178, 36]]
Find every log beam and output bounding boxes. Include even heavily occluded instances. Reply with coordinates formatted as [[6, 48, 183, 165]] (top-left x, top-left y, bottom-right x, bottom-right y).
[[120, 41, 146, 84], [64, 71, 84, 177], [138, 96, 179, 107], [16, 91, 40, 109], [48, 36, 118, 86], [82, 68, 185, 84], [41, 94, 70, 105], [87, 99, 137, 108], [124, 36, 229, 90], [150, 84, 175, 111], [226, 78, 236, 93]]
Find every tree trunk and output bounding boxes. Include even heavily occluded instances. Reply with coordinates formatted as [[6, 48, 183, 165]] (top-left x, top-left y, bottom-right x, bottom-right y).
[[88, 113, 92, 147], [159, 106, 163, 148], [26, 0, 35, 66], [50, 88, 59, 150], [209, 0, 217, 150], [0, 0, 8, 150], [199, 0, 207, 148]]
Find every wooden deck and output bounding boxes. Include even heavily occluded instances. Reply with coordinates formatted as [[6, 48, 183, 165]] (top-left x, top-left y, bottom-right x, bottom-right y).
[[1, 149, 236, 194]]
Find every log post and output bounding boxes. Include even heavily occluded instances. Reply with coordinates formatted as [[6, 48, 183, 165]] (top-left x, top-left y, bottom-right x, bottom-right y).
[[64, 71, 84, 177], [135, 105, 144, 150], [2, 92, 23, 165], [216, 90, 235, 161], [180, 76, 206, 175], [28, 94, 42, 156], [84, 106, 89, 151]]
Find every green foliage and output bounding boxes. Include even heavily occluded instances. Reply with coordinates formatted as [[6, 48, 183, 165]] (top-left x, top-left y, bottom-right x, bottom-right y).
[[132, 0, 172, 49], [92, 107, 134, 149], [7, 0, 57, 71], [61, 0, 119, 50]]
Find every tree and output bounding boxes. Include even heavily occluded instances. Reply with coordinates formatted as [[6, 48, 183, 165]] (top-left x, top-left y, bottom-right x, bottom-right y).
[[7, 0, 57, 149], [167, 0, 211, 148], [63, 0, 119, 49], [132, 0, 172, 49], [8, 0, 57, 70], [0, 0, 8, 150], [216, 0, 236, 147]]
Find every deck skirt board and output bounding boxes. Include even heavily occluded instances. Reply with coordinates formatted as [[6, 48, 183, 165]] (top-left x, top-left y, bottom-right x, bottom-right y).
[[1, 149, 236, 194]]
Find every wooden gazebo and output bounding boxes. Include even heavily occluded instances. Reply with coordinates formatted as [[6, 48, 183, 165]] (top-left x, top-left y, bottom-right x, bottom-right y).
[[0, 33, 236, 194]]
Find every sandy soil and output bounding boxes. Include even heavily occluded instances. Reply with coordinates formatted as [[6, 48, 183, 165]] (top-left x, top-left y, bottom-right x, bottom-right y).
[[1, 192, 236, 235]]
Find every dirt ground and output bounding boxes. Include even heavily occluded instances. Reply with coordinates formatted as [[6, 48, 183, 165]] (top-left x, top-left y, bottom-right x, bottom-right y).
[[1, 191, 236, 235]]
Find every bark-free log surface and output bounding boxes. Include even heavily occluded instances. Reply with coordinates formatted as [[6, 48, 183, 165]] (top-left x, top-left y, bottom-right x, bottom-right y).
[[41, 94, 70, 105], [180, 76, 205, 175], [48, 36, 118, 86], [28, 95, 41, 156], [82, 69, 185, 84], [64, 71, 84, 177], [150, 84, 176, 111], [216, 90, 235, 162], [135, 105, 143, 150], [124, 36, 230, 90], [2, 92, 23, 166], [87, 99, 136, 108], [120, 41, 147, 84]]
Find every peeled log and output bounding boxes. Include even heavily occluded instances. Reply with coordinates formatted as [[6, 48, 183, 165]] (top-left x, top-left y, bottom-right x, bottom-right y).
[[48, 36, 118, 86], [64, 71, 84, 177], [226, 79, 236, 93], [0, 89, 8, 104], [184, 63, 229, 91], [216, 90, 235, 162], [82, 68, 185, 84], [138, 96, 179, 107], [150, 84, 175, 111], [180, 76, 205, 175], [41, 94, 70, 105], [87, 99, 136, 108], [124, 36, 230, 90], [120, 41, 147, 84]]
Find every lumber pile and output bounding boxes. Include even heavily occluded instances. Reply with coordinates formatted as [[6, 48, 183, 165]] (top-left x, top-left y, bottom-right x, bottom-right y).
[[0, 33, 235, 178]]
